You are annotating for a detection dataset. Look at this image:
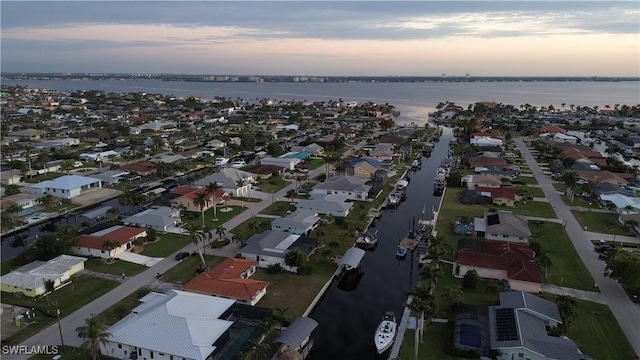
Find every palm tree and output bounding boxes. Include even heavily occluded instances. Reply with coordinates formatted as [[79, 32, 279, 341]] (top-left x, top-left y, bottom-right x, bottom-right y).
[[216, 225, 227, 239], [286, 189, 296, 204], [408, 284, 437, 343], [420, 262, 444, 287], [4, 202, 23, 224], [315, 228, 326, 243], [193, 191, 209, 226], [60, 160, 75, 175], [556, 295, 579, 331], [102, 239, 120, 259], [185, 223, 206, 266], [206, 182, 221, 220], [76, 316, 111, 360], [106, 206, 120, 219]]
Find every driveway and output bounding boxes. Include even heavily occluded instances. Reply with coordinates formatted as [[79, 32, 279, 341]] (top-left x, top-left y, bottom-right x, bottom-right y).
[[116, 252, 163, 267], [515, 137, 640, 357]]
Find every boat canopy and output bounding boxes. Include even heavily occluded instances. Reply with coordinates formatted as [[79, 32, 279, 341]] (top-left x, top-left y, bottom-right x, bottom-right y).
[[338, 247, 366, 271], [395, 180, 409, 188], [275, 317, 319, 349], [81, 205, 113, 220]]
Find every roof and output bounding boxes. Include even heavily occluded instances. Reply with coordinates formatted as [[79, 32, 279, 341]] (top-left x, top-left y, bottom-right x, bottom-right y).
[[76, 226, 146, 249], [119, 161, 155, 173], [30, 175, 101, 190], [338, 247, 366, 271], [194, 169, 254, 189], [122, 207, 179, 228], [471, 132, 498, 139], [349, 157, 381, 168], [484, 212, 531, 237], [275, 317, 319, 349], [539, 125, 567, 134], [470, 174, 504, 186], [499, 291, 562, 322], [0, 254, 86, 290], [313, 175, 371, 192], [456, 239, 542, 284], [106, 290, 235, 360], [242, 231, 301, 258], [271, 209, 320, 229], [599, 193, 640, 210], [183, 258, 269, 302], [469, 156, 507, 167], [297, 199, 353, 212], [81, 205, 113, 220], [173, 187, 226, 201], [475, 187, 516, 201]]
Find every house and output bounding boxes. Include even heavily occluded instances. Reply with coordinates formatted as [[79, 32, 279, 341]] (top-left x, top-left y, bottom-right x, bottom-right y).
[[599, 193, 640, 214], [7, 128, 47, 140], [122, 207, 182, 232], [207, 139, 227, 148], [452, 291, 588, 360], [311, 175, 371, 201], [90, 170, 131, 186], [0, 193, 39, 212], [240, 231, 317, 272], [290, 143, 324, 156], [183, 258, 269, 305], [0, 255, 87, 297], [73, 226, 147, 259], [468, 156, 507, 167], [260, 157, 301, 170], [271, 209, 320, 235], [455, 239, 542, 293], [490, 292, 587, 360], [297, 197, 353, 217], [575, 170, 629, 187], [462, 174, 504, 189], [475, 212, 531, 243], [352, 160, 378, 179], [79, 130, 111, 143], [475, 187, 517, 207], [541, 133, 578, 144], [474, 166, 513, 179], [170, 187, 226, 213], [539, 125, 567, 134], [30, 175, 102, 200], [119, 161, 156, 176], [194, 169, 255, 197], [0, 170, 22, 185], [101, 290, 271, 360]]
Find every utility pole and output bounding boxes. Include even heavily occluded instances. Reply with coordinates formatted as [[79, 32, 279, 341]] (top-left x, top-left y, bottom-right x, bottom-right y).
[[55, 301, 64, 347]]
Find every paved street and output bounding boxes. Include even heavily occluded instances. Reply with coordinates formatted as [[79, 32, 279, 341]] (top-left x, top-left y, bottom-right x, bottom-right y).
[[516, 138, 640, 357], [5, 144, 362, 360]]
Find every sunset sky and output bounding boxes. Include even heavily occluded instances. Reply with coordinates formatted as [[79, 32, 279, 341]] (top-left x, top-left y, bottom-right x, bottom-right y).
[[1, 1, 639, 76]]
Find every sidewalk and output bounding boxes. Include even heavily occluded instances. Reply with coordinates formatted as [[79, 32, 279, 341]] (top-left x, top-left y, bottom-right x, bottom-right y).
[[541, 284, 607, 304]]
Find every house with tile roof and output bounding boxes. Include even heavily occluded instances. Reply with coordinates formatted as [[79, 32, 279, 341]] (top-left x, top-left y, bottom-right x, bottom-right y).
[[475, 211, 531, 243], [170, 187, 226, 213], [30, 175, 102, 199], [539, 125, 567, 134], [119, 161, 156, 176], [183, 258, 269, 305], [0, 255, 87, 297], [72, 225, 147, 259], [462, 174, 505, 189], [456, 239, 542, 293]]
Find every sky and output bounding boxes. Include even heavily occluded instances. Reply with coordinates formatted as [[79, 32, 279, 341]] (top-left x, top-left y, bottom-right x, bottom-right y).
[[1, 1, 639, 76]]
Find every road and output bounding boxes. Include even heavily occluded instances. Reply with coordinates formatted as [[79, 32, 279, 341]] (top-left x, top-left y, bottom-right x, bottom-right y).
[[6, 141, 367, 360], [515, 138, 640, 357]]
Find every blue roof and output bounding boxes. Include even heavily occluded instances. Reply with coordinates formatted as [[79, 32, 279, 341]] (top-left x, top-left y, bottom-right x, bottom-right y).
[[283, 151, 311, 159], [349, 157, 381, 168], [30, 175, 101, 190]]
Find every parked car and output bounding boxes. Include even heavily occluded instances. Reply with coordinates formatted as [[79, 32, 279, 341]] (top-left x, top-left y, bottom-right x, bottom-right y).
[[526, 196, 534, 200], [594, 244, 613, 253], [576, 179, 588, 185], [175, 252, 190, 261], [512, 180, 524, 185], [598, 253, 609, 260]]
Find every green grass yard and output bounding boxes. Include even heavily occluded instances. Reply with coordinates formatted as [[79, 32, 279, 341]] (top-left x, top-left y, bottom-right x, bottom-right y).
[[182, 205, 247, 229], [512, 185, 545, 198], [571, 211, 634, 236], [160, 254, 226, 284], [139, 233, 190, 257], [23, 172, 63, 183], [84, 258, 146, 276], [256, 176, 290, 193]]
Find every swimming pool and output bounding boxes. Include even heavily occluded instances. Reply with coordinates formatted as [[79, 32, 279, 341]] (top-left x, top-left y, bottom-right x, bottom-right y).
[[29, 212, 49, 221]]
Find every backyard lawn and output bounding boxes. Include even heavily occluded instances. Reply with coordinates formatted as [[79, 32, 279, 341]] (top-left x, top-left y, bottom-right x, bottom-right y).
[[529, 221, 595, 291], [1, 275, 119, 345], [571, 211, 634, 236], [512, 185, 545, 198], [307, 157, 326, 169], [182, 205, 247, 229], [23, 172, 64, 183], [140, 233, 190, 257], [515, 175, 538, 185], [161, 254, 226, 284], [84, 258, 146, 276], [553, 182, 567, 193], [257, 176, 290, 193], [1, 259, 14, 275], [260, 201, 297, 216], [562, 196, 602, 209]]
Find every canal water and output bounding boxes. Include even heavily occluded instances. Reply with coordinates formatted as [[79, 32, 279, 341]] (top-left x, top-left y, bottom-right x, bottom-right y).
[[309, 128, 453, 359]]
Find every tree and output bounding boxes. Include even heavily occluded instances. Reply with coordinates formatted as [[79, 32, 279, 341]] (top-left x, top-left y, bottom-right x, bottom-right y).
[[560, 171, 578, 189], [4, 184, 21, 196], [462, 269, 480, 289], [60, 160, 75, 175], [206, 182, 221, 220], [420, 262, 444, 287], [146, 228, 157, 242], [605, 250, 640, 291], [315, 228, 326, 243], [441, 285, 464, 309], [102, 239, 120, 259], [485, 281, 505, 296], [286, 189, 296, 203], [408, 284, 437, 345], [193, 191, 209, 226], [76, 316, 111, 360], [555, 295, 579, 331], [185, 223, 206, 267], [106, 206, 120, 219], [216, 225, 227, 239], [284, 249, 305, 269]]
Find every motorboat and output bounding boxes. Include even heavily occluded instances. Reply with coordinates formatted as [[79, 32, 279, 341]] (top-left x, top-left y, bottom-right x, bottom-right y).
[[374, 311, 397, 354], [215, 157, 229, 166], [230, 159, 246, 168]]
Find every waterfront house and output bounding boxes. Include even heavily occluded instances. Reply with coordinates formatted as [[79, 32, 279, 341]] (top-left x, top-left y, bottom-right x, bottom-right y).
[[352, 160, 378, 179], [271, 209, 320, 235], [240, 231, 317, 272], [30, 175, 102, 200], [0, 170, 22, 185], [455, 239, 542, 293], [170, 186, 226, 213], [474, 212, 531, 243], [183, 258, 269, 305], [468, 156, 507, 168], [0, 255, 87, 297], [311, 175, 371, 201], [474, 187, 517, 207], [119, 161, 156, 176], [260, 157, 301, 170], [0, 193, 39, 212], [462, 174, 504, 189], [296, 197, 353, 217], [73, 225, 147, 259]]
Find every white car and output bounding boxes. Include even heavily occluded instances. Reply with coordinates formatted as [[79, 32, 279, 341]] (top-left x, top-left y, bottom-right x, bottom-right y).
[[215, 157, 229, 166], [231, 160, 246, 168], [576, 179, 588, 185]]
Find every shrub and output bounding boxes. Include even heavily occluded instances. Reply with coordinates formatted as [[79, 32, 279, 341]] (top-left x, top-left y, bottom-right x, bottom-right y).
[[462, 269, 480, 289], [266, 263, 282, 274], [136, 286, 151, 299]]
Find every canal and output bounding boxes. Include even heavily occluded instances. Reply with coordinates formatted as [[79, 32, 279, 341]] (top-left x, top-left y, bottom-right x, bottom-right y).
[[309, 127, 453, 359]]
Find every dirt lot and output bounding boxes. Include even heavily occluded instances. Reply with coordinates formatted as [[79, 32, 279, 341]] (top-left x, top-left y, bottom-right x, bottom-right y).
[[70, 188, 123, 206], [1, 303, 30, 340]]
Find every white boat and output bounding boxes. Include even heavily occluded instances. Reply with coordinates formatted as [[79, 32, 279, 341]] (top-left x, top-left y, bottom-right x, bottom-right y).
[[230, 159, 246, 168], [374, 311, 397, 354], [215, 157, 229, 166]]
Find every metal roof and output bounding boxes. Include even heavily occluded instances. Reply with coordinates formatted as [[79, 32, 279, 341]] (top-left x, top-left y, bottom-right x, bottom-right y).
[[338, 247, 366, 271], [274, 317, 318, 349], [81, 205, 113, 219], [30, 174, 101, 190]]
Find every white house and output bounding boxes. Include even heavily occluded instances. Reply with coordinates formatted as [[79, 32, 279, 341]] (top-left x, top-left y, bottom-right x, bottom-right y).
[[474, 212, 531, 243], [297, 197, 353, 217], [194, 169, 255, 197], [311, 175, 371, 201], [122, 207, 182, 232], [101, 290, 237, 360], [0, 193, 38, 212], [271, 209, 320, 235], [240, 231, 316, 272], [0, 170, 22, 185], [0, 255, 87, 297], [30, 175, 102, 199], [260, 157, 301, 171], [73, 226, 147, 259]]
